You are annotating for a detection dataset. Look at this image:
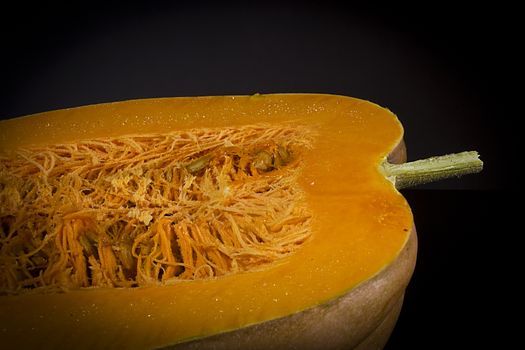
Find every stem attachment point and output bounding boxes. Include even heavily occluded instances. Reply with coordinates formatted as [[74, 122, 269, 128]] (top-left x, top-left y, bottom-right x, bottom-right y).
[[383, 151, 483, 189]]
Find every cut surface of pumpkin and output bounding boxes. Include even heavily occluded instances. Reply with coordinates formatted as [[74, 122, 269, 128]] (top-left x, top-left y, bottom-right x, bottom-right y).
[[0, 94, 414, 349]]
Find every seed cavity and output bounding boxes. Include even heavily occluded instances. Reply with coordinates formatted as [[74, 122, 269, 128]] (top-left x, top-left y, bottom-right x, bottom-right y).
[[0, 124, 313, 295]]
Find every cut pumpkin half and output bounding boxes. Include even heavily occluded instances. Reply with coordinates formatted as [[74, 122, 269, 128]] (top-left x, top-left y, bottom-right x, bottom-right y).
[[0, 94, 479, 349]]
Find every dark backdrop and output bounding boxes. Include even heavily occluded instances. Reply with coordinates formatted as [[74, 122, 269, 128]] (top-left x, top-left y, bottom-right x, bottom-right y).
[[1, 1, 516, 348]]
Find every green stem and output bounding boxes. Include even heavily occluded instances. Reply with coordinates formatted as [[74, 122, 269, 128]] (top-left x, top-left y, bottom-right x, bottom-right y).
[[382, 151, 483, 189]]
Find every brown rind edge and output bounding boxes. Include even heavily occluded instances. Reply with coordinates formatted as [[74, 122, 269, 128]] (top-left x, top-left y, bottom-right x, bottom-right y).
[[164, 139, 417, 350]]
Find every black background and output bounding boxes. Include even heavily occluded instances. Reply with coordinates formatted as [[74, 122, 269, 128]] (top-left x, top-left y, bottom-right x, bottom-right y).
[[1, 1, 516, 348]]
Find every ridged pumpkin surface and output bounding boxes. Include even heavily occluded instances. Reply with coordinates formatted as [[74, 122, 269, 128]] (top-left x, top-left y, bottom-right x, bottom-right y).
[[0, 94, 412, 349]]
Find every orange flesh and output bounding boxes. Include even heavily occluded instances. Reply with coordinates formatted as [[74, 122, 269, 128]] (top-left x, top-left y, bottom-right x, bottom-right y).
[[0, 94, 412, 349]]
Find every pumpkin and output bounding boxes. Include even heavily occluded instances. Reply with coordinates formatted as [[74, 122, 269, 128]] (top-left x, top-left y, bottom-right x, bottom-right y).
[[0, 94, 481, 349]]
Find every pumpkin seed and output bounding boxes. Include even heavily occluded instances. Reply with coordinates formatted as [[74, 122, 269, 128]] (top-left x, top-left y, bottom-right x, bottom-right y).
[[185, 154, 214, 174]]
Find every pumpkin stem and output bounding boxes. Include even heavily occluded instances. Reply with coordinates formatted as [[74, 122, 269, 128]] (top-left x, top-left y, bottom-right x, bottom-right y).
[[383, 151, 483, 189]]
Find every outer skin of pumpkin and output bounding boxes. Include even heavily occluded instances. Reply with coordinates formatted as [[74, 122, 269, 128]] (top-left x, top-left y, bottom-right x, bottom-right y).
[[0, 94, 416, 349]]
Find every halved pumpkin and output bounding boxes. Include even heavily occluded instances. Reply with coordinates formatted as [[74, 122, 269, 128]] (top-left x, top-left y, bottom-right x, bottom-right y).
[[0, 94, 417, 349]]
